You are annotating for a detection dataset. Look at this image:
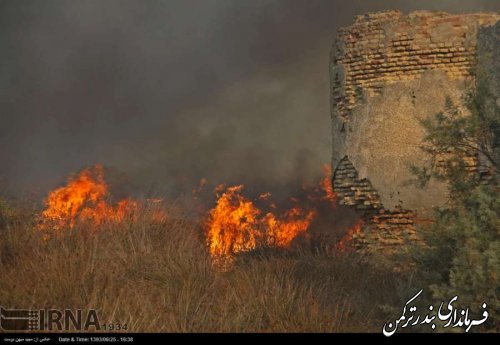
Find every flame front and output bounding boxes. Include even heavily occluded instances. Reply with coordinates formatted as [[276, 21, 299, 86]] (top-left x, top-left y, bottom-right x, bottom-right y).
[[265, 207, 316, 247], [320, 164, 336, 204], [205, 165, 341, 262], [206, 185, 262, 258], [205, 185, 316, 261], [39, 163, 361, 261], [336, 221, 363, 251], [38, 165, 137, 233]]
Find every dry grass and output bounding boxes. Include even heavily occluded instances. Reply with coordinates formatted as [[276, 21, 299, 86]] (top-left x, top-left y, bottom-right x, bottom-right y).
[[0, 202, 412, 332]]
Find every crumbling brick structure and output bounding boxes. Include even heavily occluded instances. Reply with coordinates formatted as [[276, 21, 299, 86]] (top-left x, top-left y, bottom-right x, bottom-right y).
[[330, 10, 499, 251]]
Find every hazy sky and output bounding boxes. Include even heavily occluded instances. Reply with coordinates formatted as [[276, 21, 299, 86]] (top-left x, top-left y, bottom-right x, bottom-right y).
[[1, 0, 499, 200]]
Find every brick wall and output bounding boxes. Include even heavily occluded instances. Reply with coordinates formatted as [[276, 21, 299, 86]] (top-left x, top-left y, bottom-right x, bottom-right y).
[[331, 10, 500, 120], [330, 11, 499, 252]]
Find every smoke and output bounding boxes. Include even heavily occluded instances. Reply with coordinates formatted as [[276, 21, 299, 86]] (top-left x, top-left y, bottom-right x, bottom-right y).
[[0, 0, 498, 200]]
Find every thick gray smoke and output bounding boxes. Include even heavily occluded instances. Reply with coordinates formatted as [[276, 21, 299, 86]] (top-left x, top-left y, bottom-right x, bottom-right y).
[[0, 0, 498, 201]]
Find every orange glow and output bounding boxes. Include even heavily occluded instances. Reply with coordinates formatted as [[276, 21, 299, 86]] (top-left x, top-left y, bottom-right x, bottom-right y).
[[205, 185, 316, 261], [204, 165, 339, 262], [320, 164, 336, 204], [336, 221, 363, 251], [265, 206, 316, 247], [205, 185, 262, 258], [192, 178, 208, 199], [38, 165, 138, 233]]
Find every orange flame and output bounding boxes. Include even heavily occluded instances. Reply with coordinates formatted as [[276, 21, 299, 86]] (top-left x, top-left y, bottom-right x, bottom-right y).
[[265, 206, 316, 247], [320, 164, 336, 204], [205, 185, 262, 258], [205, 165, 340, 262], [336, 221, 363, 251], [205, 185, 316, 260], [38, 165, 138, 233]]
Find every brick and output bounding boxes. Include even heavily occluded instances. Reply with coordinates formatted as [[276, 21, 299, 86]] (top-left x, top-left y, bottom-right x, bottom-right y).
[[331, 10, 499, 254]]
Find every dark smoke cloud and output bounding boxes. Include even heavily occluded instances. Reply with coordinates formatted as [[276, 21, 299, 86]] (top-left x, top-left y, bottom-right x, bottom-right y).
[[0, 0, 498, 201]]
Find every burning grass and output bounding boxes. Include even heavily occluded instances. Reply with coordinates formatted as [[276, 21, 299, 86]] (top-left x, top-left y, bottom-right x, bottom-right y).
[[38, 165, 140, 234], [205, 184, 316, 264], [0, 165, 413, 332], [0, 196, 413, 332], [36, 165, 357, 266], [204, 165, 344, 267]]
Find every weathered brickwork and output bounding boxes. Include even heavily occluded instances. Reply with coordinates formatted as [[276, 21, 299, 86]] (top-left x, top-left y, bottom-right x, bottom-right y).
[[331, 10, 499, 120], [332, 156, 382, 213], [333, 156, 417, 251], [330, 11, 500, 252]]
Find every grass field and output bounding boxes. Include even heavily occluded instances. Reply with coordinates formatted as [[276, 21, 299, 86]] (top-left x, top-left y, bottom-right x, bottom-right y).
[[0, 200, 415, 332]]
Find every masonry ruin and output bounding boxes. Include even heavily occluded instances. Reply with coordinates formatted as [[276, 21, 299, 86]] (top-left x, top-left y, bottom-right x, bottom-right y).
[[330, 10, 500, 251]]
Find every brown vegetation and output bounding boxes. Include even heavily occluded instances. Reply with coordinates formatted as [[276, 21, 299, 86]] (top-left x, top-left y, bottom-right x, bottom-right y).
[[0, 200, 410, 332]]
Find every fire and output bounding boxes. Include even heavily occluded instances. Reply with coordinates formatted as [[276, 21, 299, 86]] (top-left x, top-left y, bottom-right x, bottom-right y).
[[38, 165, 138, 233], [205, 185, 262, 258], [39, 163, 362, 260], [336, 221, 363, 251], [205, 185, 316, 261], [265, 207, 316, 247], [320, 164, 336, 204], [205, 164, 340, 262]]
